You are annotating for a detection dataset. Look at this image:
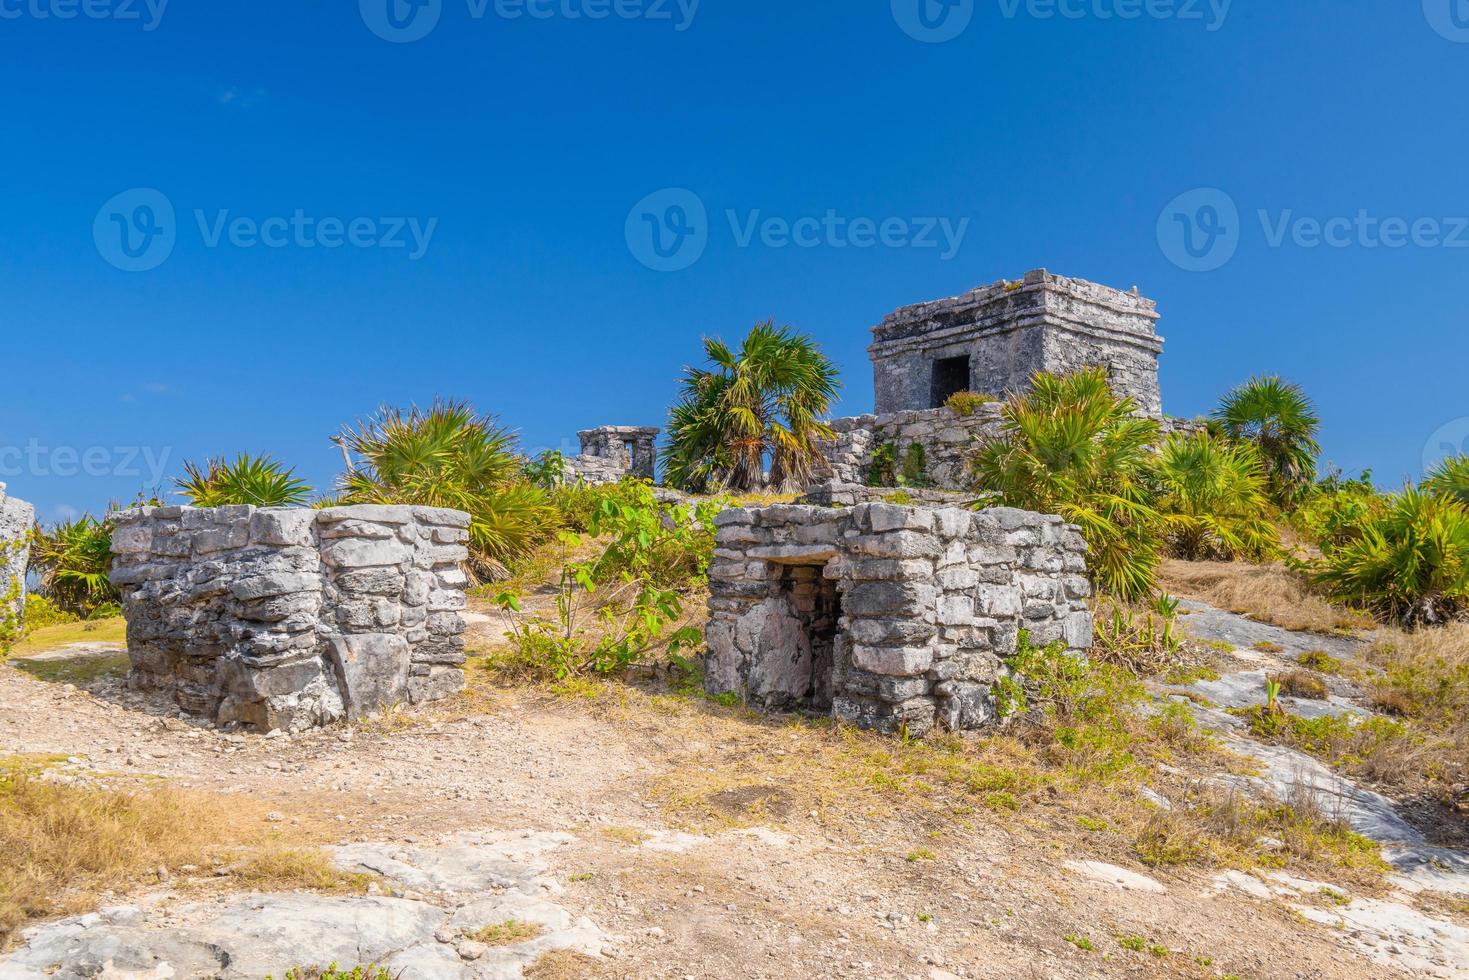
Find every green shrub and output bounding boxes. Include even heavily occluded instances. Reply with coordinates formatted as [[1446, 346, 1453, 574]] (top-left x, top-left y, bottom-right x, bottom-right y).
[[1425, 455, 1469, 507], [1292, 470, 1385, 553], [971, 368, 1163, 601], [28, 516, 120, 618], [21, 595, 77, 632], [945, 390, 997, 416], [523, 450, 568, 489], [269, 965, 396, 980], [1311, 487, 1469, 627], [337, 400, 558, 582], [866, 442, 898, 487], [1151, 432, 1280, 561], [176, 452, 312, 507]]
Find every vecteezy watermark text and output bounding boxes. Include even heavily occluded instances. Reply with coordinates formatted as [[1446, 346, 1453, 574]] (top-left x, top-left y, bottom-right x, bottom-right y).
[[0, 0, 167, 30], [359, 0, 699, 43], [624, 188, 970, 272], [891, 0, 1229, 42], [94, 189, 438, 272], [0, 441, 171, 485], [1158, 188, 1469, 272]]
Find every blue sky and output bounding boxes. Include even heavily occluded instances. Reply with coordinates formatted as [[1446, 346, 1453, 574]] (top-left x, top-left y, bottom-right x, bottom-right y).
[[2, 0, 1467, 522]]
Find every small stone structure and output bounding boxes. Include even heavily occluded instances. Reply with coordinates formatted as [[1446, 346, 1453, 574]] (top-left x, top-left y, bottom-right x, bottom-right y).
[[109, 503, 470, 731], [704, 503, 1092, 735], [870, 270, 1165, 416], [565, 426, 659, 484], [0, 484, 34, 622]]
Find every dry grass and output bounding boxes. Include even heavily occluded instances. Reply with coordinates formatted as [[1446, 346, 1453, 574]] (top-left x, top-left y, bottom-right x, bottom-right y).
[[1159, 559, 1373, 634], [1271, 670, 1328, 700], [231, 848, 375, 894], [0, 757, 345, 945], [525, 950, 608, 979], [469, 919, 542, 945]]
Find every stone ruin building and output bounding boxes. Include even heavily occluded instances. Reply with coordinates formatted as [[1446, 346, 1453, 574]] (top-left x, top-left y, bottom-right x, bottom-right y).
[[871, 269, 1164, 416], [704, 502, 1091, 735], [565, 425, 660, 484], [109, 503, 470, 732], [0, 484, 34, 622], [811, 270, 1196, 498]]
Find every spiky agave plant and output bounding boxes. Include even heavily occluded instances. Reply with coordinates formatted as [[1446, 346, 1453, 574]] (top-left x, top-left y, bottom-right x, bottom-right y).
[[1151, 431, 1280, 561], [336, 400, 557, 581], [1425, 455, 1469, 507], [1312, 486, 1469, 628], [176, 453, 313, 508], [663, 322, 840, 494], [970, 367, 1162, 601], [1211, 375, 1321, 506]]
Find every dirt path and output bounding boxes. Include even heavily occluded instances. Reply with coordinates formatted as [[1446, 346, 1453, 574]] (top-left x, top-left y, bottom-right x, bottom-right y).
[[0, 612, 1458, 979]]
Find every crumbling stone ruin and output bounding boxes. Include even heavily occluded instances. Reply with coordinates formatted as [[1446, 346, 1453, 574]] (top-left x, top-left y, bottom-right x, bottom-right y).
[[0, 484, 34, 621], [109, 503, 470, 732], [871, 269, 1164, 416], [704, 502, 1092, 735], [565, 426, 660, 484]]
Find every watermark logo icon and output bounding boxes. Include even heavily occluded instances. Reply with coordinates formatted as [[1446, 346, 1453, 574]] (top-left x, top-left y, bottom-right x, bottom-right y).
[[360, 0, 442, 43], [626, 188, 708, 272], [892, 0, 973, 43], [1157, 187, 1239, 272], [94, 188, 176, 273], [1423, 418, 1469, 475], [1424, 0, 1469, 41]]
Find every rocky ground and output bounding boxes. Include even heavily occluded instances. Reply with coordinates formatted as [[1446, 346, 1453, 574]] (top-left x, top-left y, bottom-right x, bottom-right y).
[[0, 598, 1467, 979]]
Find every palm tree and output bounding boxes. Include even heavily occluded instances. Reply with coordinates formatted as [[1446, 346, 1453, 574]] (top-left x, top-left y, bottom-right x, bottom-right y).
[[1151, 432, 1280, 561], [336, 400, 557, 581], [28, 515, 119, 616], [970, 367, 1162, 601], [663, 322, 840, 493], [1211, 376, 1321, 505], [176, 452, 313, 507]]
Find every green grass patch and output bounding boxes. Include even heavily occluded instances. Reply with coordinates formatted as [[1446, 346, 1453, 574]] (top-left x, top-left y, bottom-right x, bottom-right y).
[[9, 617, 126, 658]]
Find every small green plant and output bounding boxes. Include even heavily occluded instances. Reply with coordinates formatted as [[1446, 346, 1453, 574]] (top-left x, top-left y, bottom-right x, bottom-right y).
[[523, 450, 567, 489], [270, 963, 397, 980], [1253, 640, 1285, 654], [945, 390, 997, 416], [1063, 934, 1096, 952], [469, 919, 542, 945], [905, 848, 937, 862], [1117, 934, 1147, 952], [867, 442, 899, 486], [1298, 649, 1344, 673], [901, 442, 930, 487], [1076, 815, 1109, 831], [176, 452, 312, 507]]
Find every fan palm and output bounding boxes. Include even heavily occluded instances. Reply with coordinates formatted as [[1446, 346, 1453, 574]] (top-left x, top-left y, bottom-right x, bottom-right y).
[[1211, 376, 1321, 505], [1425, 455, 1469, 507], [1313, 486, 1469, 627], [28, 516, 119, 616], [336, 400, 557, 580], [176, 452, 313, 507], [970, 367, 1162, 601], [663, 322, 840, 493], [1151, 432, 1280, 561]]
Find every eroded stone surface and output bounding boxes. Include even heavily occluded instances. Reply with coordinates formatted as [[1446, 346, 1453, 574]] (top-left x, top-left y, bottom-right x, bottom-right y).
[[0, 484, 34, 625], [0, 831, 606, 980]]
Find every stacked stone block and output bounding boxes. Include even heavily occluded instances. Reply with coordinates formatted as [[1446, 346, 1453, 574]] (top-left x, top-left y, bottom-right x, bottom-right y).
[[705, 503, 1091, 735], [0, 484, 34, 623], [109, 504, 470, 732]]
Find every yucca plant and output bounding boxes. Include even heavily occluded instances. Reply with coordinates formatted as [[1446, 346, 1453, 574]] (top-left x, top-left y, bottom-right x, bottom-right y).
[[176, 453, 313, 507], [28, 515, 119, 617], [336, 400, 557, 581], [1425, 455, 1469, 507], [970, 367, 1162, 601], [1312, 486, 1469, 628], [1211, 375, 1321, 506], [1151, 432, 1280, 561], [663, 322, 840, 493]]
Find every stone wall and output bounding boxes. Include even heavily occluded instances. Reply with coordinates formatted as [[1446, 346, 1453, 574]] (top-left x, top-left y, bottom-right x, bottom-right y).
[[870, 270, 1165, 416], [109, 504, 470, 732], [565, 426, 660, 485], [0, 484, 34, 623], [705, 503, 1091, 735]]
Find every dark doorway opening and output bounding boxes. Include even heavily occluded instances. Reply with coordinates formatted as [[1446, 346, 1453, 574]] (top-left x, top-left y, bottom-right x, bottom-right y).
[[930, 355, 971, 408], [777, 564, 840, 712]]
